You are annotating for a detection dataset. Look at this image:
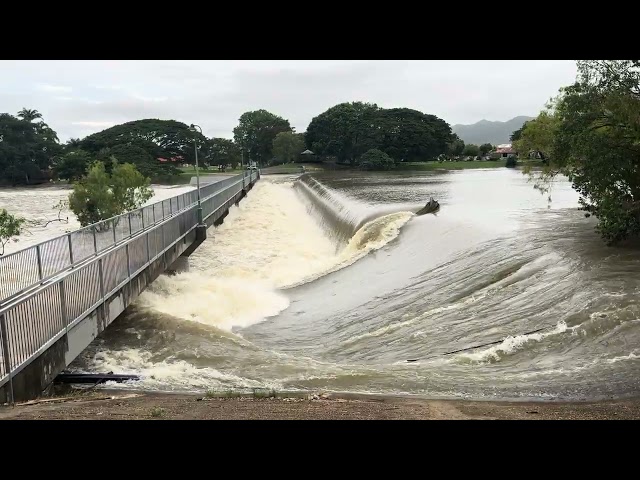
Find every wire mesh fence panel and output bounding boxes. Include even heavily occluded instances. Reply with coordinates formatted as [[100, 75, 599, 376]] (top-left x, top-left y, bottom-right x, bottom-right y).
[[0, 247, 40, 303]]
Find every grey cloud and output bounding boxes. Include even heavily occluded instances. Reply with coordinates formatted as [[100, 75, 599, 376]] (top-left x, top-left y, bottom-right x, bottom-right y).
[[0, 60, 578, 141]]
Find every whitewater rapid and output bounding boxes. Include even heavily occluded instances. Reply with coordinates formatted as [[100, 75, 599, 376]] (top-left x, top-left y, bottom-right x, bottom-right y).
[[71, 169, 640, 401], [135, 178, 414, 331]]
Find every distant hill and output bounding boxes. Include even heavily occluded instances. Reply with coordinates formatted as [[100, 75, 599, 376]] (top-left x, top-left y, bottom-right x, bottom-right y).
[[452, 116, 534, 145]]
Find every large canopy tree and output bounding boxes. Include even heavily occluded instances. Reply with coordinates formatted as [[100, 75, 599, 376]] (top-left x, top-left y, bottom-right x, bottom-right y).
[[0, 111, 62, 185], [306, 102, 454, 164], [201, 138, 241, 167], [272, 131, 305, 164], [518, 60, 640, 244], [233, 110, 292, 165], [305, 102, 381, 165], [376, 108, 453, 162], [79, 119, 205, 164]]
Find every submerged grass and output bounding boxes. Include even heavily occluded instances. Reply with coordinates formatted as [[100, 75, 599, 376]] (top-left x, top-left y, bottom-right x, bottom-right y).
[[150, 406, 165, 418]]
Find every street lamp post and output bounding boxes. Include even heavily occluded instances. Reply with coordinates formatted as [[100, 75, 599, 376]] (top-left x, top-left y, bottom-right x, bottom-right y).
[[190, 124, 204, 225]]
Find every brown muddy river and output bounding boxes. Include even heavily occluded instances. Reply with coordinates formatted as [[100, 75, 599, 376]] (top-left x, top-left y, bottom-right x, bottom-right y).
[[72, 168, 640, 401]]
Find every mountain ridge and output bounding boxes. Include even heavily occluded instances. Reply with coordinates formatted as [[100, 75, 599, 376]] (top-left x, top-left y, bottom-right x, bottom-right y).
[[452, 116, 534, 145]]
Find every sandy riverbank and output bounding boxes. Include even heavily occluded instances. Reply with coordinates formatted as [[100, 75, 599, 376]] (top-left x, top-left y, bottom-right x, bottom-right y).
[[1, 390, 639, 420]]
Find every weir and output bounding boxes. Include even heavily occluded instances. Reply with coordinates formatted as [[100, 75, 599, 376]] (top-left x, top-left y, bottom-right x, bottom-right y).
[[0, 171, 259, 402]]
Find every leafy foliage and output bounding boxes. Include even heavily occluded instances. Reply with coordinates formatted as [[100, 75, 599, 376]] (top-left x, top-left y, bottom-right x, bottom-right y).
[[202, 138, 241, 168], [0, 110, 62, 185], [80, 119, 202, 161], [505, 156, 518, 168], [233, 110, 292, 165], [306, 102, 453, 164], [55, 150, 94, 181], [521, 60, 640, 244], [68, 161, 153, 227], [479, 143, 493, 156], [78, 119, 198, 179], [305, 102, 382, 165], [512, 111, 558, 162], [0, 209, 25, 255], [462, 144, 480, 157], [447, 134, 465, 157], [376, 108, 453, 162], [272, 131, 306, 164], [358, 149, 396, 170], [510, 121, 530, 142]]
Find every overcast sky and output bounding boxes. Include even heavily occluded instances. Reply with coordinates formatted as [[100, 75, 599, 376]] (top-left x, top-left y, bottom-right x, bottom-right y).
[[0, 60, 578, 142]]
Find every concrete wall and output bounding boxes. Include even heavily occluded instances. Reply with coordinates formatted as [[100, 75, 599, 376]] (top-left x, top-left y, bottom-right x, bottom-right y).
[[0, 181, 256, 403]]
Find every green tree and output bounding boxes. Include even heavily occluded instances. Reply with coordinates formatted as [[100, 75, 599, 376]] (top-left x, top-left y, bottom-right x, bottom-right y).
[[513, 111, 558, 161], [69, 161, 153, 227], [202, 138, 241, 168], [462, 144, 480, 157], [305, 102, 381, 165], [358, 149, 396, 170], [272, 131, 306, 164], [80, 119, 204, 165], [0, 209, 25, 256], [523, 60, 640, 244], [65, 138, 83, 150], [0, 112, 61, 185], [510, 121, 530, 142], [55, 150, 94, 181], [376, 108, 453, 162], [447, 135, 465, 157], [233, 110, 292, 165], [479, 143, 493, 156], [17, 108, 43, 123]]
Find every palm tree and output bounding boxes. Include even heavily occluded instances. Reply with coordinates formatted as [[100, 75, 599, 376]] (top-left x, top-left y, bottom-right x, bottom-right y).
[[17, 108, 42, 122]]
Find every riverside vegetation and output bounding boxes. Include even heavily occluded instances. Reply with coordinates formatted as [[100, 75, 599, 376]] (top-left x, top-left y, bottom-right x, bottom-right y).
[[0, 60, 638, 245]]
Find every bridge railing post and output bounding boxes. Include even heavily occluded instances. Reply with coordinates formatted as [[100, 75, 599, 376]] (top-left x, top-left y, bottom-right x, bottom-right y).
[[36, 245, 43, 281], [67, 233, 74, 266], [98, 258, 105, 301], [59, 280, 67, 334], [0, 313, 14, 406]]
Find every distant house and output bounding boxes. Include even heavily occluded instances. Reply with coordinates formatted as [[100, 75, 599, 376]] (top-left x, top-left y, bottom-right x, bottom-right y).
[[494, 144, 517, 158], [157, 155, 185, 165]]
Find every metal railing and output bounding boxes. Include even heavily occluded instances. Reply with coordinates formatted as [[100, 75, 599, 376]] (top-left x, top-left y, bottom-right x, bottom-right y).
[[0, 170, 259, 394], [0, 171, 257, 306]]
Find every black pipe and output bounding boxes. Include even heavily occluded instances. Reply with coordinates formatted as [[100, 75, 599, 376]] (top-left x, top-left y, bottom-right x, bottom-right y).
[[54, 373, 140, 384]]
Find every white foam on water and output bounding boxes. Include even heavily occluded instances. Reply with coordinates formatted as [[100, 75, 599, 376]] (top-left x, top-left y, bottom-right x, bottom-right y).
[[137, 179, 412, 331]]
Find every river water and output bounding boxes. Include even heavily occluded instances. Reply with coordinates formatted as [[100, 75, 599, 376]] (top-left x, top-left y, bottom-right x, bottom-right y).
[[0, 184, 197, 255], [53, 169, 640, 400]]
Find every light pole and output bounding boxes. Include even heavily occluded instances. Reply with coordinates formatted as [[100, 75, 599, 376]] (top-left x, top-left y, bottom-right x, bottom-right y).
[[190, 124, 204, 225]]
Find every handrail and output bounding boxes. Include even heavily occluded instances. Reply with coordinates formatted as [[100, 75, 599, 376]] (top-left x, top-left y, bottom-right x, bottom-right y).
[[0, 170, 259, 397], [0, 171, 256, 306]]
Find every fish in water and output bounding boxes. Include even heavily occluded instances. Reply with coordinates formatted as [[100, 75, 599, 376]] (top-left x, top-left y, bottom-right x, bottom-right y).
[[416, 198, 440, 216]]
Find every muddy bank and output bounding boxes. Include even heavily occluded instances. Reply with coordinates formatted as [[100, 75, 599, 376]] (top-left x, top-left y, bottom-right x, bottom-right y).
[[1, 391, 639, 420]]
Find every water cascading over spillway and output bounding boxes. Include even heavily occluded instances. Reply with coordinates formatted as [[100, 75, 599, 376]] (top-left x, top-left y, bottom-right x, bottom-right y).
[[70, 170, 640, 401], [118, 177, 414, 331], [293, 174, 384, 249]]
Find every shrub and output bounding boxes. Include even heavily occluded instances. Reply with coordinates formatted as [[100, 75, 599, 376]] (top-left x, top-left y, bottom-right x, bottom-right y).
[[69, 160, 153, 227], [0, 209, 25, 256], [358, 149, 396, 170]]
